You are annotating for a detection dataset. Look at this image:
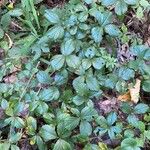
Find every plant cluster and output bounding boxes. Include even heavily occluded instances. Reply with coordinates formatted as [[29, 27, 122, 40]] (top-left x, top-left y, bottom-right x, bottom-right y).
[[0, 0, 150, 149]]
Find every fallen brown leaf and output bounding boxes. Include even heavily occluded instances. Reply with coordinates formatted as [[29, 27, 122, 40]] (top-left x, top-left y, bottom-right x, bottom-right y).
[[118, 79, 141, 103], [118, 91, 131, 102]]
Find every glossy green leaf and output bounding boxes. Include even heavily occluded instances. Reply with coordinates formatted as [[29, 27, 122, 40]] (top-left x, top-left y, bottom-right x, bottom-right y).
[[115, 1, 127, 15], [66, 55, 81, 68], [101, 0, 117, 6], [118, 67, 135, 80], [82, 59, 92, 70], [11, 145, 20, 150], [47, 26, 64, 40], [91, 27, 103, 43], [105, 24, 121, 36], [50, 55, 65, 70], [39, 125, 57, 142], [40, 87, 60, 101], [53, 139, 72, 150], [61, 39, 75, 56], [81, 106, 97, 121], [92, 57, 105, 69], [65, 117, 80, 130], [124, 0, 138, 5], [134, 103, 149, 114], [80, 121, 92, 136], [73, 76, 89, 96], [142, 80, 150, 92], [36, 71, 52, 84], [9, 132, 22, 143], [45, 10, 60, 24], [86, 76, 100, 91], [107, 112, 117, 125], [121, 138, 140, 150]]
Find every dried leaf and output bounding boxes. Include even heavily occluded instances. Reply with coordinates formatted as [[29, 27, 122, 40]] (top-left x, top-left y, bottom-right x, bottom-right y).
[[118, 91, 131, 102], [4, 73, 17, 83], [5, 33, 13, 48], [118, 79, 141, 103], [129, 79, 141, 103]]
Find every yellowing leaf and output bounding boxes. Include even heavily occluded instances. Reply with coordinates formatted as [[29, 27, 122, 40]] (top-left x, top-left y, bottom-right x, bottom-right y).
[[8, 3, 14, 9], [118, 79, 141, 103], [98, 142, 108, 150], [30, 139, 35, 145]]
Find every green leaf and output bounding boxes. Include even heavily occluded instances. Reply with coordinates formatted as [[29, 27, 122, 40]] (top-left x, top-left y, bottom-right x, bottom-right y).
[[86, 76, 100, 91], [115, 1, 127, 15], [124, 129, 134, 138], [0, 28, 4, 39], [61, 39, 75, 56], [83, 144, 99, 150], [9, 9, 23, 17], [124, 0, 138, 5], [0, 142, 10, 150], [40, 87, 60, 101], [39, 125, 57, 142], [78, 12, 88, 22], [84, 0, 93, 4], [36, 136, 47, 150], [82, 59, 92, 70], [47, 26, 64, 40], [13, 117, 25, 128], [1, 99, 9, 109], [107, 112, 117, 125], [11, 145, 20, 150], [53, 139, 72, 150], [1, 14, 11, 30], [73, 76, 88, 96], [101, 0, 117, 6], [91, 27, 103, 43], [134, 103, 149, 114], [136, 6, 144, 19], [36, 101, 48, 115], [45, 10, 60, 24], [9, 132, 22, 143], [98, 12, 112, 26], [57, 123, 72, 138], [130, 45, 147, 57], [108, 128, 115, 139], [64, 117, 80, 130], [80, 121, 92, 136], [26, 116, 37, 135], [121, 138, 140, 150], [81, 106, 97, 121], [144, 130, 150, 140], [54, 69, 68, 85], [144, 48, 150, 60], [140, 0, 150, 7], [142, 80, 150, 92], [50, 55, 65, 70], [92, 58, 105, 70], [85, 47, 96, 58], [118, 67, 135, 80], [127, 115, 139, 127], [36, 71, 52, 84], [66, 55, 81, 68], [73, 95, 85, 105], [104, 75, 118, 89], [105, 24, 121, 36]]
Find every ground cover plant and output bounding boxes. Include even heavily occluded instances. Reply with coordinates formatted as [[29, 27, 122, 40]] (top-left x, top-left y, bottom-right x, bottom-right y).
[[0, 0, 150, 149]]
